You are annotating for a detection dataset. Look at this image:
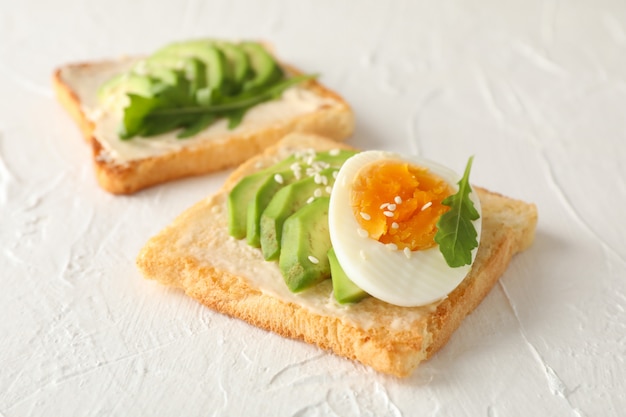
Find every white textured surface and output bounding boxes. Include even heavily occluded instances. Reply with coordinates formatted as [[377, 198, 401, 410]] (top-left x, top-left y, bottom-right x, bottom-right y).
[[1, 0, 625, 415]]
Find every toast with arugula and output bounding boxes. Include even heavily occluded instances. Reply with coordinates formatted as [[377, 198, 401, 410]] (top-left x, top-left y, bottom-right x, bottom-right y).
[[136, 133, 537, 377], [53, 39, 354, 194]]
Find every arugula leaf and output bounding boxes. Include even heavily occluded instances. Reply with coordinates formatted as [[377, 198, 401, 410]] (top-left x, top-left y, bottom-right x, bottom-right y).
[[177, 114, 216, 138], [434, 156, 480, 268], [119, 74, 316, 140], [225, 108, 247, 129]]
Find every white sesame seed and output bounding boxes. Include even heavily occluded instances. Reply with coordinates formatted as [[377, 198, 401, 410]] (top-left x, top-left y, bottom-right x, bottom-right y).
[[421, 201, 433, 211], [329, 149, 340, 156], [387, 203, 397, 211], [313, 188, 323, 198], [391, 222, 399, 229], [308, 255, 319, 264], [394, 196, 403, 204], [383, 211, 394, 218], [321, 175, 328, 185], [360, 250, 368, 260], [332, 171, 338, 179], [314, 174, 323, 184], [357, 228, 369, 238], [380, 203, 389, 209], [360, 212, 371, 220], [404, 247, 412, 259], [325, 186, 333, 194], [386, 243, 398, 251], [306, 196, 315, 204], [274, 174, 284, 184]]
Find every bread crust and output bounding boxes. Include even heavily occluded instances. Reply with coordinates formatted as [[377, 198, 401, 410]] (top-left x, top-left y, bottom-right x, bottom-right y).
[[53, 59, 354, 194], [136, 133, 538, 377]]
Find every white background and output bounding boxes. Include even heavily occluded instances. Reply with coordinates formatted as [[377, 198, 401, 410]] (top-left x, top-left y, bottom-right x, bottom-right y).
[[1, 0, 625, 415]]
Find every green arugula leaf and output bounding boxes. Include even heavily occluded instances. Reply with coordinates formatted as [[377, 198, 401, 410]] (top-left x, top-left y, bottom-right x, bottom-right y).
[[434, 156, 480, 268], [129, 75, 316, 139], [176, 114, 216, 138], [119, 73, 316, 140], [225, 108, 247, 129]]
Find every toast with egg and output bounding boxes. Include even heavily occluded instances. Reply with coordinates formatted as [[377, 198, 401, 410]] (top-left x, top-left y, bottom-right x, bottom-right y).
[[136, 133, 537, 377], [52, 43, 354, 195]]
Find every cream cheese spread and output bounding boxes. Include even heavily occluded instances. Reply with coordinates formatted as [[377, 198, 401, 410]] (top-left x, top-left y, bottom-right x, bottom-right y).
[[60, 58, 339, 165]]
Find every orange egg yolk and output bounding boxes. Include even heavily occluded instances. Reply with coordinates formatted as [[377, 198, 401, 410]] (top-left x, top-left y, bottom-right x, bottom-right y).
[[351, 160, 454, 251]]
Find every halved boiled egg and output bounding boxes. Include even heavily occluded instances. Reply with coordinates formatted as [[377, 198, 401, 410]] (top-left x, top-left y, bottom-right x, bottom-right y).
[[328, 150, 482, 307]]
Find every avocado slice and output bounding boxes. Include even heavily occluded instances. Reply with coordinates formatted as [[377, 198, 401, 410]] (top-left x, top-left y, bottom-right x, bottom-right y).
[[214, 41, 250, 94], [227, 150, 357, 241], [240, 42, 283, 92], [279, 197, 332, 292], [97, 73, 157, 101], [227, 156, 297, 239], [246, 169, 296, 248], [259, 167, 338, 261], [147, 43, 226, 100], [328, 248, 369, 304]]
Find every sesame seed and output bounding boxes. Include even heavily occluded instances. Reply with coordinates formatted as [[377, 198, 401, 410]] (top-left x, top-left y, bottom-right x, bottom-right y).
[[386, 243, 398, 251], [421, 201, 433, 211], [313, 188, 323, 198], [394, 196, 403, 204], [329, 149, 340, 156], [383, 211, 394, 218], [332, 171, 338, 179], [306, 196, 315, 204], [308, 255, 320, 264], [387, 203, 397, 211], [391, 222, 399, 229], [357, 228, 369, 238], [320, 175, 328, 185], [314, 174, 323, 184], [325, 186, 333, 194], [403, 247, 412, 259], [360, 212, 371, 221], [274, 174, 284, 184], [380, 203, 389, 209]]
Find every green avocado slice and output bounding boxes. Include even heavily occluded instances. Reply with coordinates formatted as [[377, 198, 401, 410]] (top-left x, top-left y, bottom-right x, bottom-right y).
[[147, 42, 226, 99], [240, 42, 283, 92], [259, 167, 338, 261], [227, 156, 297, 239], [328, 248, 369, 304], [246, 169, 297, 248], [279, 197, 332, 292]]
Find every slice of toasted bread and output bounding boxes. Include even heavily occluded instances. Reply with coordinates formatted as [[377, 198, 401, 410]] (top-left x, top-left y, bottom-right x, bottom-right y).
[[136, 133, 537, 377], [53, 52, 354, 195]]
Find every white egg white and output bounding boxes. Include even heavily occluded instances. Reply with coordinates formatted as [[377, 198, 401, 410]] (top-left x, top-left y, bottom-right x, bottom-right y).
[[328, 150, 482, 307]]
